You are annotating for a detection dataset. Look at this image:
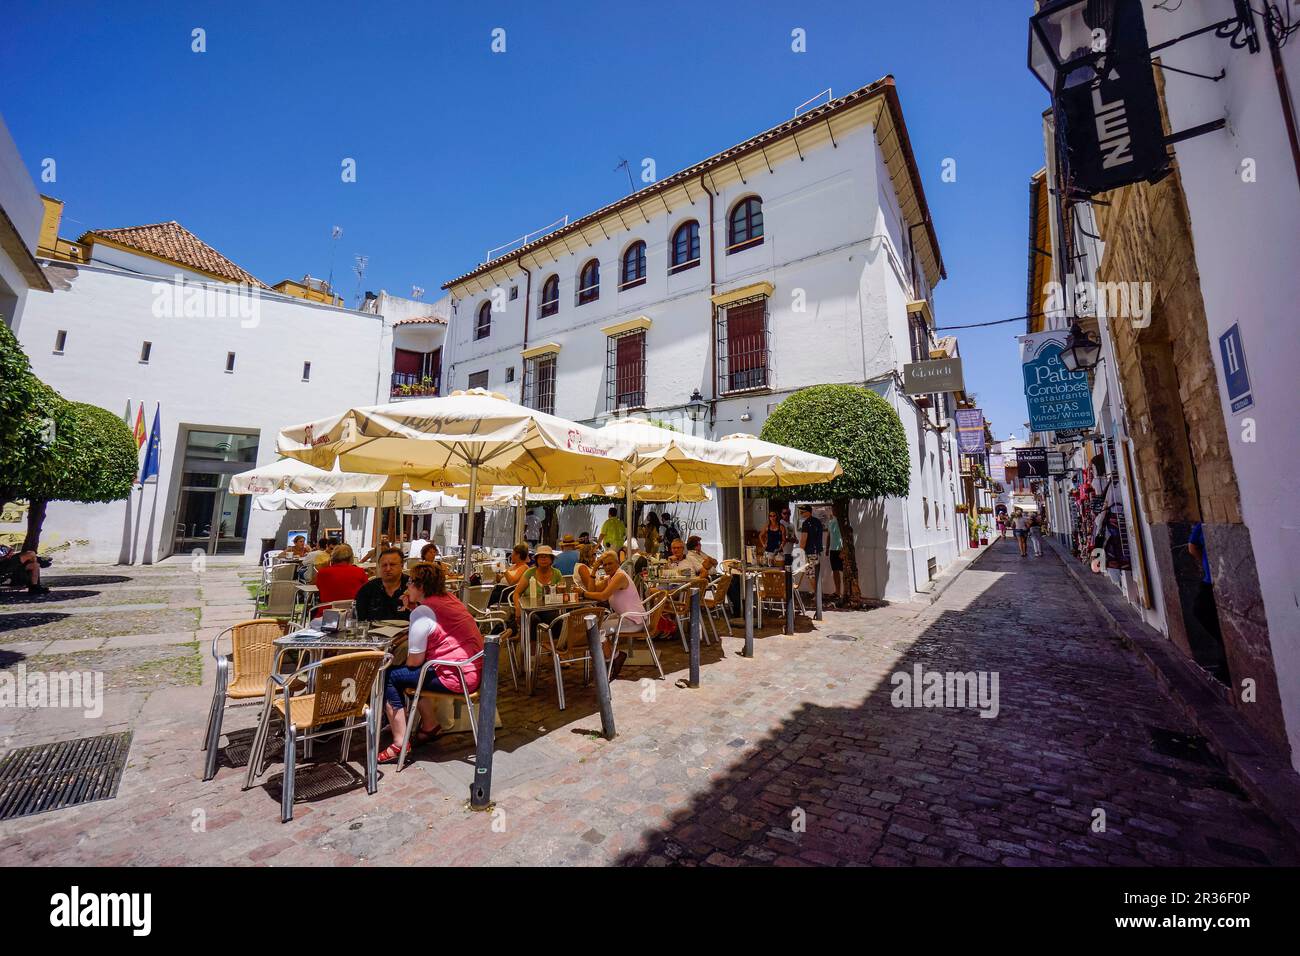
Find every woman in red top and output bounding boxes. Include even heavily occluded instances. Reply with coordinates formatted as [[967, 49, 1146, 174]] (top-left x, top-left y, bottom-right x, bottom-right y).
[[312, 543, 370, 618], [377, 562, 484, 764]]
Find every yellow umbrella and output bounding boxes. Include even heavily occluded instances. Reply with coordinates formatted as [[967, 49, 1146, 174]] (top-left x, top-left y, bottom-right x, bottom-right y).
[[276, 389, 633, 588]]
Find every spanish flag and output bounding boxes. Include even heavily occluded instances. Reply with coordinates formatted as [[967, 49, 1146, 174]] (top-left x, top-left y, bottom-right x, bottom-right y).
[[133, 403, 147, 450]]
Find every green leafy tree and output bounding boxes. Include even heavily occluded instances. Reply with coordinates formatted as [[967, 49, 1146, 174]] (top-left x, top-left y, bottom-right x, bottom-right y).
[[1, 323, 138, 553], [760, 384, 910, 603]]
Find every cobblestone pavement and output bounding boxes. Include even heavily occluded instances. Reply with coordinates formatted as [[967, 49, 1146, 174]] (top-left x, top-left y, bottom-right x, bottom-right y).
[[0, 543, 1295, 866]]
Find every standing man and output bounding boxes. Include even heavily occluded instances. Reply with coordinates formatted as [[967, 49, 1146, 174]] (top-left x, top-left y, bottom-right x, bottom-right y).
[[354, 547, 411, 620], [598, 506, 626, 552], [524, 508, 542, 550], [824, 508, 844, 604], [797, 504, 824, 597]]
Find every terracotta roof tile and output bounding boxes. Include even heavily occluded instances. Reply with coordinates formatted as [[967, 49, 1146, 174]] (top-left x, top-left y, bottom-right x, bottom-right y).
[[81, 220, 269, 288], [392, 315, 447, 326]]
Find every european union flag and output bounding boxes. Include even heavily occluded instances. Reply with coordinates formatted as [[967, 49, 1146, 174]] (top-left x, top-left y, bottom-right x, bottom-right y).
[[139, 405, 162, 484]]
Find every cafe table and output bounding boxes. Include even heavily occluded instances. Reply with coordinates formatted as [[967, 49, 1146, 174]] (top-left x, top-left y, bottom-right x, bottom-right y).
[[243, 620, 408, 788], [516, 592, 603, 696]]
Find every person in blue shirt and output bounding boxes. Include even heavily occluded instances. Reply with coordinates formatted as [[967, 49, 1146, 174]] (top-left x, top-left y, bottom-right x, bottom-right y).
[[553, 534, 581, 575]]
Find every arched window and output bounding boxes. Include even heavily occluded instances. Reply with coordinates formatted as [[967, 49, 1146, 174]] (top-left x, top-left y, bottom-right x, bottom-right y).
[[539, 274, 559, 317], [577, 258, 600, 305], [727, 196, 763, 253], [670, 220, 700, 274], [621, 241, 646, 290], [475, 300, 492, 340]]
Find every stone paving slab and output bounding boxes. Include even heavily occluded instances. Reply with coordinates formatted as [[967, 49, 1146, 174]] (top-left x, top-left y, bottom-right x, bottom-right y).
[[0, 547, 1295, 866]]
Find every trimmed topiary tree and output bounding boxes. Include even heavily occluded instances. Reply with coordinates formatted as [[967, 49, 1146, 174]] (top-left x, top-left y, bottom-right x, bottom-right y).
[[760, 384, 910, 603]]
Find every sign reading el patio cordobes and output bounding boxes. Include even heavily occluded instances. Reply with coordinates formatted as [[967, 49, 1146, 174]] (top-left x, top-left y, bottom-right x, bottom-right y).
[[903, 357, 965, 396]]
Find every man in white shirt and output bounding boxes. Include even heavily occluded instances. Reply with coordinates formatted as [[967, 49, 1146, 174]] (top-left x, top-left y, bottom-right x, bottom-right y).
[[524, 510, 542, 548], [665, 537, 714, 580]]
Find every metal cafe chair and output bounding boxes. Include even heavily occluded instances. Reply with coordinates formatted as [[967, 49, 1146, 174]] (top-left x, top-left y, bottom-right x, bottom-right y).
[[534, 607, 604, 711], [605, 591, 668, 681], [202, 618, 291, 781], [395, 651, 488, 771], [263, 650, 392, 822], [262, 580, 299, 621], [701, 570, 734, 641]]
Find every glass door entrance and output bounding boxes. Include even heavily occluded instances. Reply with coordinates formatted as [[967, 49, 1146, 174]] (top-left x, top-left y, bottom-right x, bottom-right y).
[[170, 430, 259, 556]]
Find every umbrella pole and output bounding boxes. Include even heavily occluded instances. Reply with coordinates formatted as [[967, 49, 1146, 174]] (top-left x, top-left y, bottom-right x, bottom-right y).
[[515, 487, 527, 544], [462, 465, 479, 599], [626, 478, 634, 554]]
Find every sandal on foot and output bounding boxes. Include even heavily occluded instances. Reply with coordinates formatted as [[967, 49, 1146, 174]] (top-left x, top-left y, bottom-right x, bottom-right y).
[[376, 743, 404, 764], [414, 724, 442, 745]]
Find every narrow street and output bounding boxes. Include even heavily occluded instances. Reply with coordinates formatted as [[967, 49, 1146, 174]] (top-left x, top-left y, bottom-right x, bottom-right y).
[[1, 542, 1292, 866]]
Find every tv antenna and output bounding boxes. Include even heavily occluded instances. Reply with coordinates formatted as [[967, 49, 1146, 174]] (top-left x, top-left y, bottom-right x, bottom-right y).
[[614, 157, 635, 193], [353, 254, 368, 307], [328, 226, 343, 293], [411, 285, 425, 300]]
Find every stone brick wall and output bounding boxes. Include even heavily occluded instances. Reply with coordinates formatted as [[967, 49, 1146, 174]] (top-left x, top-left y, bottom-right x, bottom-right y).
[[1090, 134, 1289, 758]]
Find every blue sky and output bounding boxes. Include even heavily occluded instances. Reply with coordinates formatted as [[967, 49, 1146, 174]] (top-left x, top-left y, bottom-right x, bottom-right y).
[[2, 0, 1048, 440]]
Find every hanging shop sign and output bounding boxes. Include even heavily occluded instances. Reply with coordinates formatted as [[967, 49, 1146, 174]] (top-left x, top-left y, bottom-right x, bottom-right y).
[[954, 408, 986, 454], [903, 357, 965, 396], [1029, 0, 1171, 195], [1017, 447, 1049, 478], [1218, 322, 1254, 414], [1019, 329, 1096, 433], [989, 454, 1007, 483], [1047, 450, 1067, 475]]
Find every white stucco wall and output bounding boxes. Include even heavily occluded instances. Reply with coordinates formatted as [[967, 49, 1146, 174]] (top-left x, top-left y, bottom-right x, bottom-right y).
[[442, 117, 958, 600], [11, 254, 392, 563], [1143, 0, 1300, 765]]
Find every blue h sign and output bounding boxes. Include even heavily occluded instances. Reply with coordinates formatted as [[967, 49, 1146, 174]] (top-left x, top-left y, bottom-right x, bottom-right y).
[[1218, 323, 1253, 414]]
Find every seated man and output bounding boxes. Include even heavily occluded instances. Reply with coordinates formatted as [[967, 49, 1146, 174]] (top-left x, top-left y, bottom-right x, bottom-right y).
[[553, 534, 581, 575], [416, 542, 453, 575], [299, 538, 331, 582], [0, 544, 49, 595], [665, 537, 714, 580], [353, 547, 410, 621]]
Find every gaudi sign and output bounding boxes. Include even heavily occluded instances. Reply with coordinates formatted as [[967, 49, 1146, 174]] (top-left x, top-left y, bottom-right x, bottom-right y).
[[903, 357, 965, 396], [1018, 330, 1096, 432]]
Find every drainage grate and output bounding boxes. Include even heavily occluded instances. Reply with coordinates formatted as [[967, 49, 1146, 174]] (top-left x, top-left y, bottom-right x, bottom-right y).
[[1147, 727, 1220, 767], [825, 633, 858, 642], [0, 731, 132, 821]]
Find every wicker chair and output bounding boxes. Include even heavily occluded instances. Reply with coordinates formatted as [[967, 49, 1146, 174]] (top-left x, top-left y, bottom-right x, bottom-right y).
[[395, 651, 487, 771], [534, 608, 604, 710], [605, 591, 668, 680], [202, 618, 291, 781], [265, 650, 392, 822], [701, 570, 734, 641]]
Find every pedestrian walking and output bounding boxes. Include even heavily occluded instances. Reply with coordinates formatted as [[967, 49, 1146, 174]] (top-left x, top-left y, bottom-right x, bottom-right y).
[[1012, 509, 1029, 557], [1029, 513, 1043, 556]]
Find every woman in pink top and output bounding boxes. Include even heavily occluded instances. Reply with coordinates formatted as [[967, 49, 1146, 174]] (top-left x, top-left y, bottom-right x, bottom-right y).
[[377, 563, 484, 765], [581, 550, 646, 680]]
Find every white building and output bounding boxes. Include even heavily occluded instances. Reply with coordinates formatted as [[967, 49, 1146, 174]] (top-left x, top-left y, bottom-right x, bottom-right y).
[[439, 78, 962, 601], [9, 206, 396, 563], [0, 113, 50, 340]]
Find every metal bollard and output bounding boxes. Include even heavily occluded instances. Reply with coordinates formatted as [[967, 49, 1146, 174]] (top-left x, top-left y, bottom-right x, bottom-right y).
[[814, 556, 824, 621], [742, 573, 755, 658], [688, 588, 701, 688], [584, 615, 617, 740], [784, 565, 795, 635], [469, 635, 501, 811]]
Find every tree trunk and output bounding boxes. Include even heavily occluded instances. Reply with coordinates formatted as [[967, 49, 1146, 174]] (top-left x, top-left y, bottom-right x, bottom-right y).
[[308, 509, 321, 545], [832, 497, 864, 605], [22, 498, 48, 554]]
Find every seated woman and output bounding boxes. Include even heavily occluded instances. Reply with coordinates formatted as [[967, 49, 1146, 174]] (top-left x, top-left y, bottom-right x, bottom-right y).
[[378, 562, 485, 764], [581, 550, 648, 680], [502, 544, 531, 588], [312, 543, 369, 618], [573, 543, 600, 590]]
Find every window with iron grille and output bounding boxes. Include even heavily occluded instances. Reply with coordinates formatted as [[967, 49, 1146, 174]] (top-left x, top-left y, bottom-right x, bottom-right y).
[[621, 241, 646, 290], [522, 352, 557, 415], [727, 196, 763, 253], [577, 259, 600, 305], [716, 298, 769, 394], [670, 220, 700, 274], [539, 275, 559, 317], [468, 369, 489, 390], [606, 329, 646, 411], [475, 301, 492, 339]]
